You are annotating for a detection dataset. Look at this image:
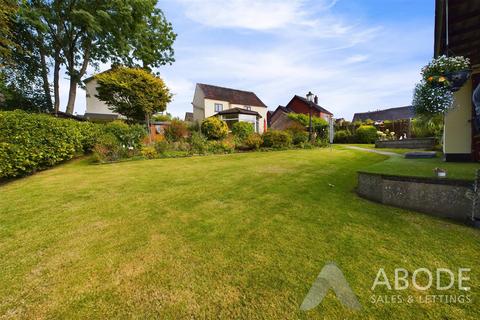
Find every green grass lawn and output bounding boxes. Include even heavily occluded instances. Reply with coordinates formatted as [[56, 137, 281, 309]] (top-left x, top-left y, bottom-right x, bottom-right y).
[[343, 144, 432, 155], [340, 145, 480, 181], [1, 148, 479, 319]]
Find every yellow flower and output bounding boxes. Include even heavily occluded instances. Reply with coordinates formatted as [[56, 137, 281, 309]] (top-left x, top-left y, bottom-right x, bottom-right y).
[[439, 76, 446, 82]]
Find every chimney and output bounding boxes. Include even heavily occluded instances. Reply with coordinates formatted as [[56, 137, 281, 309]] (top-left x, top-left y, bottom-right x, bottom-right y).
[[314, 95, 318, 105]]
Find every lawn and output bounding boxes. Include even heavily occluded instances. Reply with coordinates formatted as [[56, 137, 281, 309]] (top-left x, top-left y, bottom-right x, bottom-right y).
[[341, 145, 480, 181], [344, 144, 433, 155], [0, 148, 479, 319]]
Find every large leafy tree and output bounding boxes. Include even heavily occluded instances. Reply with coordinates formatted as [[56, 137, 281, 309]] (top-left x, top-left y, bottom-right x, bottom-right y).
[[0, 0, 17, 61], [95, 67, 172, 139], [1, 0, 176, 114]]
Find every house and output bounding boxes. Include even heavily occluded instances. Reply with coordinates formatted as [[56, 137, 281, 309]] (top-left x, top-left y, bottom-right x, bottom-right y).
[[184, 112, 194, 122], [269, 92, 334, 130], [285, 93, 333, 121], [352, 106, 414, 123], [192, 83, 268, 133], [83, 76, 121, 121], [269, 106, 296, 130], [435, 0, 480, 161]]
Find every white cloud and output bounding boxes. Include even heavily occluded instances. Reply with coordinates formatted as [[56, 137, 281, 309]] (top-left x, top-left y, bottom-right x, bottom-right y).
[[68, 0, 432, 122], [175, 0, 304, 31]]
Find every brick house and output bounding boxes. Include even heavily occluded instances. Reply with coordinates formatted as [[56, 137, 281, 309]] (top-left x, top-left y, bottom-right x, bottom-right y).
[[269, 93, 333, 130]]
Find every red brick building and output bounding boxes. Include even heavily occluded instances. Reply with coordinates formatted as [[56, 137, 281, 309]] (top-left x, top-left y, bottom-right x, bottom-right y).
[[286, 94, 333, 121], [269, 93, 334, 130]]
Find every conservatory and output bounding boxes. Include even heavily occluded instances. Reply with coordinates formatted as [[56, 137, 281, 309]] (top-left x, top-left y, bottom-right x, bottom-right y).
[[215, 108, 261, 133]]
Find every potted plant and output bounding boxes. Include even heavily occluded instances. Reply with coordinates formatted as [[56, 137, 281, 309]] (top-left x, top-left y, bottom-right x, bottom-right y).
[[433, 167, 447, 178], [422, 55, 471, 92], [413, 55, 471, 118]]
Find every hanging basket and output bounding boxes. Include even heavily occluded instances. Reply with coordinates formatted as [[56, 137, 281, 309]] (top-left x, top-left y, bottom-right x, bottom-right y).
[[445, 69, 471, 92]]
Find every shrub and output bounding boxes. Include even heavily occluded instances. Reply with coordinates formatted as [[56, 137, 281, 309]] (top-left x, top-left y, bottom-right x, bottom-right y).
[[0, 110, 99, 178], [189, 131, 209, 154], [164, 120, 189, 142], [286, 124, 308, 145], [356, 125, 378, 143], [92, 133, 126, 163], [243, 133, 263, 150], [207, 138, 235, 154], [262, 130, 292, 148], [334, 130, 351, 144], [103, 120, 146, 149], [154, 140, 170, 155], [171, 141, 190, 152], [201, 117, 228, 140], [231, 121, 254, 140], [140, 146, 158, 159]]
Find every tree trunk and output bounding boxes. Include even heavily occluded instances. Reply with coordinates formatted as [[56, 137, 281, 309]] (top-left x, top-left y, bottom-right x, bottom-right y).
[[64, 41, 91, 114], [53, 51, 61, 113], [39, 47, 53, 111], [146, 113, 152, 144], [65, 76, 77, 114]]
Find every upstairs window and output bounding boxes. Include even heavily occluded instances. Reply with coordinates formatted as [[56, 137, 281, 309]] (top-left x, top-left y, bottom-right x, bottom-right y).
[[214, 103, 223, 112]]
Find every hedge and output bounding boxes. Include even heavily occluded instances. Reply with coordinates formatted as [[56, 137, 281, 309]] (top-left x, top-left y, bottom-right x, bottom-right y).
[[356, 125, 378, 144], [262, 130, 292, 148], [0, 110, 102, 178]]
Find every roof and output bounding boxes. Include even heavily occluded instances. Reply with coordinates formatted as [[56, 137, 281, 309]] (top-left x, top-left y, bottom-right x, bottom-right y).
[[84, 113, 120, 121], [291, 95, 333, 115], [215, 107, 262, 118], [435, 0, 480, 67], [184, 112, 194, 122], [197, 83, 267, 108], [270, 105, 291, 119], [352, 106, 414, 122]]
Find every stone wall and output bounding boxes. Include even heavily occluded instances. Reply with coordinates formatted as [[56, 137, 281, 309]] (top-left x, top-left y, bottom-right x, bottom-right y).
[[357, 172, 477, 222], [375, 138, 436, 150]]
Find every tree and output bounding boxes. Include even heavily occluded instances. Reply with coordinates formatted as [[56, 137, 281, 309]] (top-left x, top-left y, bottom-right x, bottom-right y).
[[58, 0, 176, 114], [2, 0, 176, 114], [0, 0, 17, 61], [94, 67, 172, 140]]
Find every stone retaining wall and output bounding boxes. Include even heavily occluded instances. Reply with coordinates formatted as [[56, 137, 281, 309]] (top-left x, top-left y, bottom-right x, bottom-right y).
[[357, 172, 477, 222], [375, 138, 436, 150]]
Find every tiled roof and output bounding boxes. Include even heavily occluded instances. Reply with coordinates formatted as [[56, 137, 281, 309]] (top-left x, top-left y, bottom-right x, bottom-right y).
[[352, 106, 414, 122], [198, 83, 267, 108], [292, 95, 333, 115]]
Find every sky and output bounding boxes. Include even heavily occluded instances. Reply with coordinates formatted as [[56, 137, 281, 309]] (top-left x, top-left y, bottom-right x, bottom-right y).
[[67, 0, 435, 121]]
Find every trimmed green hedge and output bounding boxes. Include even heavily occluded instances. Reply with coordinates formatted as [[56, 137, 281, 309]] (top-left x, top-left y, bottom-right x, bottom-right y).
[[356, 125, 378, 144], [0, 110, 99, 178], [0, 110, 100, 178]]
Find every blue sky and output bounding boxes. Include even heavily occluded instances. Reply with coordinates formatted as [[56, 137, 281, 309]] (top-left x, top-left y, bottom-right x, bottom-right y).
[[72, 0, 435, 121]]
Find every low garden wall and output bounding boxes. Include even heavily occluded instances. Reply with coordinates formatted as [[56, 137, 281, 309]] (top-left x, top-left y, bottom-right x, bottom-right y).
[[357, 172, 477, 222], [375, 138, 436, 149]]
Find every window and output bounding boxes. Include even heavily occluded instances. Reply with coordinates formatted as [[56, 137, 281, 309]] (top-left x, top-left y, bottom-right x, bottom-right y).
[[245, 106, 251, 111], [214, 103, 223, 112]]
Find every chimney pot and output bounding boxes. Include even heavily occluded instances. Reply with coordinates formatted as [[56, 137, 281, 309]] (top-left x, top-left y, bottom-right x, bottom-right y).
[[314, 95, 318, 104]]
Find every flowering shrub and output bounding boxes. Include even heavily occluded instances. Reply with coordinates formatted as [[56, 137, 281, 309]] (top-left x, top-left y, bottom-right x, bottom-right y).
[[201, 117, 228, 140], [412, 55, 469, 116], [422, 55, 470, 81], [413, 81, 454, 116]]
